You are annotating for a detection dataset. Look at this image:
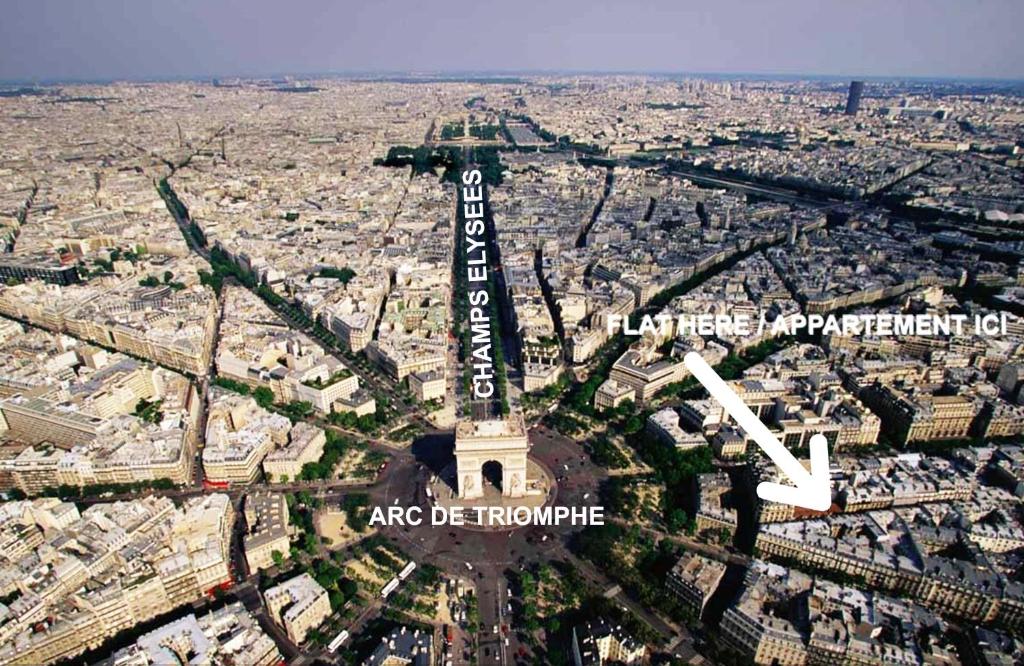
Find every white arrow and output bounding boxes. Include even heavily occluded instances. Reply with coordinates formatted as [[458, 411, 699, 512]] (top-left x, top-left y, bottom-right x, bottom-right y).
[[683, 351, 832, 512]]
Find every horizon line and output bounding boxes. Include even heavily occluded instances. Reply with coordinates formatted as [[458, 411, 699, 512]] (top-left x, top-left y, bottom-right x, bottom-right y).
[[3, 68, 1024, 88]]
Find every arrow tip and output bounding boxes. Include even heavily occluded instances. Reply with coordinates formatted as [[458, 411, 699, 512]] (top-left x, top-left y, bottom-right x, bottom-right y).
[[756, 433, 832, 512]]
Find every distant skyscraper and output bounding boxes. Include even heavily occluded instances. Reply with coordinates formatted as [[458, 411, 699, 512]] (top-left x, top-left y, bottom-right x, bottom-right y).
[[845, 80, 865, 116]]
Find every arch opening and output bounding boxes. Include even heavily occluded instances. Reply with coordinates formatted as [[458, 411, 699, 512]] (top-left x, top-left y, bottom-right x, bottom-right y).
[[481, 460, 503, 492]]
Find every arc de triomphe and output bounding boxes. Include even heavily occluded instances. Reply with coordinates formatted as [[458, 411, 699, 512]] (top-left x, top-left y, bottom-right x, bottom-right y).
[[454, 414, 529, 500]]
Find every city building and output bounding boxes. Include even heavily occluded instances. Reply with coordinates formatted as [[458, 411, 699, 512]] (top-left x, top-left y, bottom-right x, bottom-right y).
[[262, 421, 326, 483], [845, 80, 865, 116], [571, 618, 646, 665], [364, 625, 433, 665], [243, 492, 292, 573], [0, 252, 80, 286], [111, 602, 281, 666], [263, 573, 331, 644], [667, 553, 727, 619], [646, 407, 709, 450], [606, 348, 688, 404], [203, 390, 291, 484], [0, 495, 233, 665], [409, 369, 446, 403], [594, 379, 635, 411]]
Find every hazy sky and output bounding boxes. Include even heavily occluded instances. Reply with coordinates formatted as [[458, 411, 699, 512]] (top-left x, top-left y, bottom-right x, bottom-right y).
[[1, 0, 1022, 82]]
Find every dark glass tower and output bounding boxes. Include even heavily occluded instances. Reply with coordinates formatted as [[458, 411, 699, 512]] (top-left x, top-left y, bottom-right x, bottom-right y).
[[845, 80, 865, 115]]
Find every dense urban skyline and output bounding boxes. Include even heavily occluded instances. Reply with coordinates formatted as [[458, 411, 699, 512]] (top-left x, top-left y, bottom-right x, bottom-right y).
[[2, 3, 1024, 663], [1, 0, 1023, 82]]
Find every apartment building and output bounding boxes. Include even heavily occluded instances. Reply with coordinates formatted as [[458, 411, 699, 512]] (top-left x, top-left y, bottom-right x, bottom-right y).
[[0, 394, 104, 447], [695, 472, 739, 537], [409, 368, 446, 402], [646, 408, 709, 451], [571, 618, 646, 666], [203, 391, 291, 484], [292, 369, 360, 413], [720, 594, 807, 664], [523, 363, 563, 393], [976, 399, 1024, 439], [568, 327, 607, 366], [711, 426, 748, 459], [365, 625, 434, 666], [667, 553, 727, 619], [756, 517, 1024, 629], [368, 337, 446, 380], [861, 384, 976, 446], [605, 348, 687, 404], [0, 495, 234, 665], [112, 602, 281, 666], [262, 421, 325, 483], [594, 379, 635, 411], [263, 573, 331, 644], [243, 492, 292, 573]]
